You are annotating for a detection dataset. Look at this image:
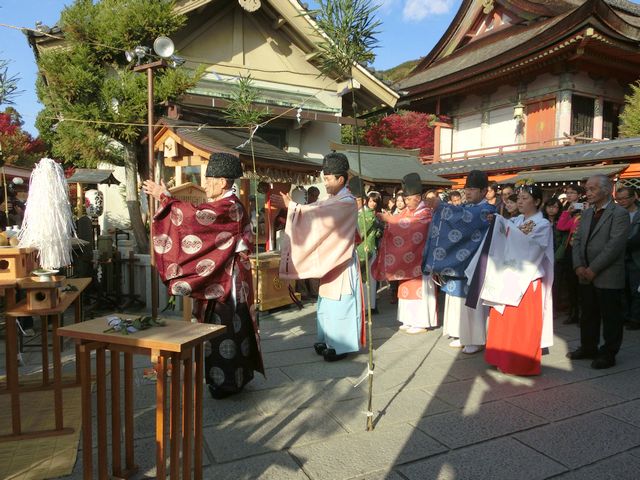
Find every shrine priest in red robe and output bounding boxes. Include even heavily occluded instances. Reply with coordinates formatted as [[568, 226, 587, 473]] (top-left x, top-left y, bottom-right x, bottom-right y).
[[373, 173, 437, 333], [276, 153, 364, 362], [143, 152, 264, 399]]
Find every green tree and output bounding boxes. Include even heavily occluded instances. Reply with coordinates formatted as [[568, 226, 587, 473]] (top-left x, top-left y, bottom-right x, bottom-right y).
[[340, 114, 382, 145], [620, 80, 640, 138], [34, 0, 203, 252], [224, 74, 266, 127], [0, 58, 22, 106]]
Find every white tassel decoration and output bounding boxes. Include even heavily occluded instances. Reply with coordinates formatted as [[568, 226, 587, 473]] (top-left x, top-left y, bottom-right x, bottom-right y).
[[18, 158, 77, 269]]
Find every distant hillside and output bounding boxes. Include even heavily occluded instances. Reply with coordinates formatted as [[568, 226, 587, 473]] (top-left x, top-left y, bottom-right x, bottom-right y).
[[378, 58, 421, 84]]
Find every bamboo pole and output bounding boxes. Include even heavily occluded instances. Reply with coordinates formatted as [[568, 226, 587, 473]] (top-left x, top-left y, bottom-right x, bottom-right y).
[[2, 168, 7, 220], [351, 88, 375, 431], [249, 127, 261, 322]]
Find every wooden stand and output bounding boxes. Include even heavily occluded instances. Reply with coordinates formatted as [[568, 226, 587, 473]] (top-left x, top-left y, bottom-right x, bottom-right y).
[[0, 247, 38, 281], [250, 251, 300, 311], [58, 316, 226, 480], [0, 277, 91, 442], [18, 276, 64, 310]]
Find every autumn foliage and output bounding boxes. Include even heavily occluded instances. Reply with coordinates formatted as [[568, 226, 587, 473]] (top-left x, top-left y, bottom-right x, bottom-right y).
[[0, 108, 47, 167], [363, 111, 442, 155]]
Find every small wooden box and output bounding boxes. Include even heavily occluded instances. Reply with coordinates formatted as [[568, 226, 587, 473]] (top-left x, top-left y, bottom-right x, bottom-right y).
[[18, 276, 64, 310], [169, 182, 207, 205], [0, 248, 38, 281], [250, 252, 300, 311]]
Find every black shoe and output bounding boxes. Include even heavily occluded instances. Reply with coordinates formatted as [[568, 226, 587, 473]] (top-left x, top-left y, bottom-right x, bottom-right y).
[[591, 356, 616, 369], [313, 342, 327, 355], [322, 348, 348, 362], [566, 348, 598, 360], [626, 322, 640, 331], [208, 384, 234, 399]]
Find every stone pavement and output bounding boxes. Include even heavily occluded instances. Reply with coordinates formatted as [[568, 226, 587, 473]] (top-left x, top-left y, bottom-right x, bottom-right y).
[[6, 291, 640, 479]]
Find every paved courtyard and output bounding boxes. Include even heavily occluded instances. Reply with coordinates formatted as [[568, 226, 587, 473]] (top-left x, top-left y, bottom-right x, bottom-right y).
[[7, 291, 640, 479]]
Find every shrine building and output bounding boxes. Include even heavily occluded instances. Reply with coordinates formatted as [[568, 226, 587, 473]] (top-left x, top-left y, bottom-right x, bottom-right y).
[[396, 0, 640, 191]]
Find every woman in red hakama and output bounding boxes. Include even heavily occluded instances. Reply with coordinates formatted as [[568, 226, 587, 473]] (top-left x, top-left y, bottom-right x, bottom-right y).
[[485, 184, 553, 376], [486, 280, 544, 375]]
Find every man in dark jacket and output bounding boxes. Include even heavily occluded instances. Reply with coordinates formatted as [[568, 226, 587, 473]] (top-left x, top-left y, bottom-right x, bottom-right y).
[[567, 175, 630, 369]]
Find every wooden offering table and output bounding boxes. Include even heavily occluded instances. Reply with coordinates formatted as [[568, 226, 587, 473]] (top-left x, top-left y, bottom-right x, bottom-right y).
[[1, 276, 91, 442], [250, 251, 300, 311], [58, 315, 226, 480]]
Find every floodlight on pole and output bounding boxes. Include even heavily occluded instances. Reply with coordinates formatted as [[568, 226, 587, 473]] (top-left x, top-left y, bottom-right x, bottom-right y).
[[127, 35, 183, 321], [153, 36, 175, 59], [133, 45, 150, 65], [125, 37, 168, 318]]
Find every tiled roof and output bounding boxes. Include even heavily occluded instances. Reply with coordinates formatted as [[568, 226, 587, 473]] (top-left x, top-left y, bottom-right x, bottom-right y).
[[66, 169, 120, 185], [422, 137, 640, 177], [604, 0, 640, 15], [327, 144, 453, 186], [398, 0, 640, 92], [164, 120, 318, 170], [499, 163, 629, 184], [396, 15, 566, 90]]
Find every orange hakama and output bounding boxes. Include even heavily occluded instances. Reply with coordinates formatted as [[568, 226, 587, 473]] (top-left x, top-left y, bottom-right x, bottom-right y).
[[485, 280, 543, 376]]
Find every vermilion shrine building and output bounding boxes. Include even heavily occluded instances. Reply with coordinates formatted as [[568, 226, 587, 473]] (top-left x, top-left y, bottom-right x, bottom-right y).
[[397, 0, 640, 190]]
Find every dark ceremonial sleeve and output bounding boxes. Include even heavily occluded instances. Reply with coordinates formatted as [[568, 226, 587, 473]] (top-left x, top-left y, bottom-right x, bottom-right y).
[[152, 194, 253, 302]]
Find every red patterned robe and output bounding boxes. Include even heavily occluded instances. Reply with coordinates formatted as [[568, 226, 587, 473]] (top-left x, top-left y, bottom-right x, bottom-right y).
[[153, 191, 263, 398], [372, 203, 437, 329]]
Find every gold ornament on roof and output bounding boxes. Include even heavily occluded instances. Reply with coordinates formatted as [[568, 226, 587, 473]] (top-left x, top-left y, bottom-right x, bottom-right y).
[[238, 0, 261, 13], [515, 178, 535, 188], [482, 0, 494, 14]]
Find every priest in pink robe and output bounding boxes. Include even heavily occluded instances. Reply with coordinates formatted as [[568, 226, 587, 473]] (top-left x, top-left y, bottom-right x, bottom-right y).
[[373, 173, 437, 333], [277, 153, 364, 361], [143, 152, 264, 399]]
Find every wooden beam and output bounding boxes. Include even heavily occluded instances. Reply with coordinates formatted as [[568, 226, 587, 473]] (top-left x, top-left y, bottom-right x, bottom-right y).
[[273, 17, 286, 29], [163, 155, 208, 168], [180, 93, 358, 125]]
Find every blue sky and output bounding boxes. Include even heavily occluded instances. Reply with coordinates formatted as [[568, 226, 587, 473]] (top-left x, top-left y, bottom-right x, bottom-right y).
[[0, 0, 459, 136]]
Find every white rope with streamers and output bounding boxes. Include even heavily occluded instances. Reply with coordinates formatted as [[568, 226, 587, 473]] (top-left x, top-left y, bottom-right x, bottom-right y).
[[353, 367, 374, 388], [18, 158, 76, 269]]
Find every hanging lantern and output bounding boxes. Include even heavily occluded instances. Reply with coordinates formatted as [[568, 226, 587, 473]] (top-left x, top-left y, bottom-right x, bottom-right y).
[[513, 101, 525, 120]]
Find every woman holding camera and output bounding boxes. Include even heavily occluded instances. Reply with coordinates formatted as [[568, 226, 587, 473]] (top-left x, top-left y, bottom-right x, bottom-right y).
[[557, 184, 586, 324]]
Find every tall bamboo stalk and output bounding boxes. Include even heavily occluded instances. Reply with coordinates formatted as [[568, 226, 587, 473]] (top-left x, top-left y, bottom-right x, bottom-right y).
[[306, 0, 381, 431], [2, 168, 7, 220], [350, 89, 375, 431], [249, 128, 261, 324]]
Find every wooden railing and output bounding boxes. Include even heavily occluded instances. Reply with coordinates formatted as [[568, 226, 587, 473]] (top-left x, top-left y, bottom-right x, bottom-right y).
[[423, 135, 604, 164]]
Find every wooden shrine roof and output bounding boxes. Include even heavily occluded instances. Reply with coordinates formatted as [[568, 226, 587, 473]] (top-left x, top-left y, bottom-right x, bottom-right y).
[[398, 0, 640, 100], [397, 14, 567, 91], [157, 119, 322, 183], [327, 143, 453, 186], [422, 137, 640, 177], [66, 169, 120, 185], [498, 163, 629, 184], [160, 119, 310, 163]]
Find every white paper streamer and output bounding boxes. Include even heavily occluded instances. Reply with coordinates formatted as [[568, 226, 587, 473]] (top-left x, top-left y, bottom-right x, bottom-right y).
[[18, 158, 76, 269]]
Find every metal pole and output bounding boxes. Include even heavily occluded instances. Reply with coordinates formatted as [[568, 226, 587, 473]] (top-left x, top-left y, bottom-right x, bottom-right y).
[[147, 66, 158, 319]]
